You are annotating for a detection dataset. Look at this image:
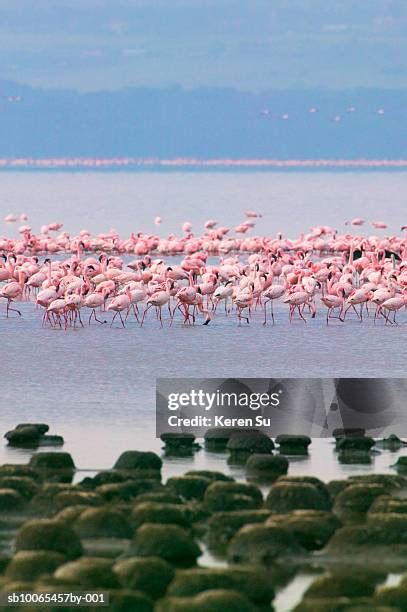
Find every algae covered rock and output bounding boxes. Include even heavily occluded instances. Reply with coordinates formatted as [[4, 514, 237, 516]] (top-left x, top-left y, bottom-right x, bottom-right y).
[[333, 484, 387, 521], [114, 556, 174, 598], [6, 551, 66, 581], [161, 433, 198, 455], [75, 506, 133, 538], [336, 436, 375, 452], [131, 501, 189, 528], [206, 509, 271, 552], [131, 523, 201, 566], [245, 454, 289, 482], [374, 584, 407, 609], [156, 589, 257, 612], [368, 496, 407, 515], [226, 431, 274, 455], [204, 481, 262, 512], [267, 510, 341, 550], [113, 450, 162, 472], [394, 456, 407, 474], [276, 435, 311, 455], [276, 476, 332, 507], [167, 476, 211, 501], [28, 453, 75, 481], [303, 572, 376, 598], [266, 481, 330, 514], [15, 519, 82, 560], [204, 428, 242, 452], [184, 470, 233, 483], [5, 425, 43, 447], [228, 523, 304, 565], [96, 478, 161, 502], [167, 565, 274, 605], [54, 557, 119, 588], [54, 489, 103, 511], [0, 476, 39, 500], [108, 589, 153, 612], [0, 488, 26, 511]]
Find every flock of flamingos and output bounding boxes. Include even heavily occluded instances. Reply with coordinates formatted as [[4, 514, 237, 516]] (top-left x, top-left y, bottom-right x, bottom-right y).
[[1, 212, 407, 329]]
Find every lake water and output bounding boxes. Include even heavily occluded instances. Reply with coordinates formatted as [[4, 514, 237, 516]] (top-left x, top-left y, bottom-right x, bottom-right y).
[[1, 171, 406, 611], [1, 170, 407, 465]]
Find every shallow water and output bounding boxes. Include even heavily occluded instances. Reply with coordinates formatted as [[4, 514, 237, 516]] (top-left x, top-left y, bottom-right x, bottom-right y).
[[1, 173, 407, 610], [1, 170, 407, 463]]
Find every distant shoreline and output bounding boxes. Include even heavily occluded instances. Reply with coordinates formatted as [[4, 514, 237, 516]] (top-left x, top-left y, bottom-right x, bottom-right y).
[[1, 158, 407, 171]]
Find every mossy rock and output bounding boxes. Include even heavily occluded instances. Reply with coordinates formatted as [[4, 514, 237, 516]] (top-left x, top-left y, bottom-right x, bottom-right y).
[[324, 514, 407, 554], [96, 479, 161, 502], [54, 490, 104, 511], [15, 423, 50, 435], [113, 450, 162, 471], [0, 464, 42, 483], [381, 434, 406, 450], [161, 432, 196, 449], [131, 523, 201, 566], [15, 519, 82, 560], [348, 474, 406, 492], [227, 523, 305, 565], [294, 597, 381, 611], [131, 502, 190, 528], [167, 565, 274, 605], [184, 470, 234, 483], [374, 584, 407, 608], [0, 488, 26, 511], [327, 480, 351, 500], [206, 509, 271, 553], [75, 507, 133, 538], [333, 484, 387, 521], [28, 453, 74, 482], [336, 437, 375, 452], [39, 435, 64, 447], [0, 476, 39, 500], [109, 589, 153, 612], [156, 589, 257, 612], [267, 510, 342, 550], [134, 491, 183, 505], [226, 431, 274, 454], [167, 476, 211, 501], [204, 428, 245, 451], [204, 481, 262, 512], [53, 505, 88, 525], [275, 435, 311, 455], [304, 572, 376, 598], [276, 476, 331, 508], [5, 426, 42, 446], [369, 496, 407, 515], [266, 482, 330, 514], [114, 556, 174, 598], [394, 456, 407, 473], [79, 470, 128, 489], [365, 512, 407, 542], [29, 452, 75, 471], [29, 483, 75, 514], [6, 551, 66, 581], [338, 451, 372, 465], [54, 557, 119, 588], [245, 454, 288, 482], [333, 428, 366, 439]]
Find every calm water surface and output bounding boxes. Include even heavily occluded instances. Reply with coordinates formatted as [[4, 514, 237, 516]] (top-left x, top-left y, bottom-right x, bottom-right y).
[[1, 171, 407, 611]]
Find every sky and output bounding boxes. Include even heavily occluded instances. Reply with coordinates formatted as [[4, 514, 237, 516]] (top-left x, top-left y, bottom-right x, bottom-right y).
[[0, 0, 406, 92]]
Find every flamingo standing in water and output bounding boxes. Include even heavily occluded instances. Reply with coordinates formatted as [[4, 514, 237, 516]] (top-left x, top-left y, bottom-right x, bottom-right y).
[[262, 284, 285, 324], [0, 271, 26, 317], [106, 287, 132, 328]]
